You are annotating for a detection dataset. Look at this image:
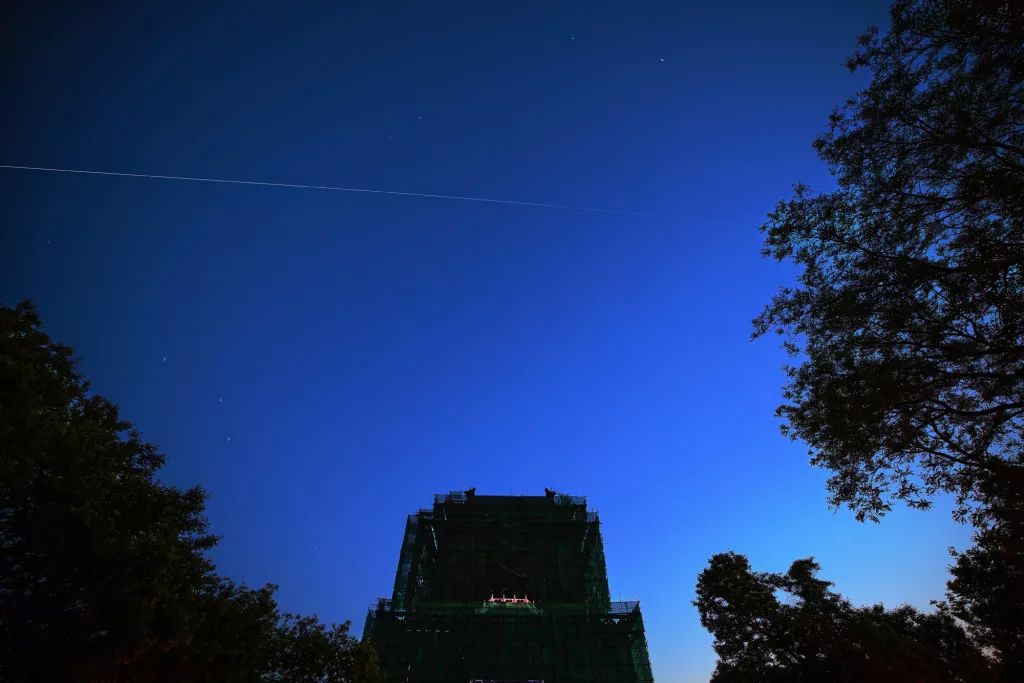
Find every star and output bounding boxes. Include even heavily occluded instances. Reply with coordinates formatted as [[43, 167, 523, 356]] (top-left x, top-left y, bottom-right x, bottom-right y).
[[660, 58, 665, 62], [218, 397, 223, 403], [162, 356, 167, 362], [227, 437, 231, 442]]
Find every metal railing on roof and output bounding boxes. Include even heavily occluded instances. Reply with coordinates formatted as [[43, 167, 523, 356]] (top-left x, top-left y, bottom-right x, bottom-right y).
[[553, 494, 587, 506], [608, 601, 641, 615], [435, 491, 468, 504]]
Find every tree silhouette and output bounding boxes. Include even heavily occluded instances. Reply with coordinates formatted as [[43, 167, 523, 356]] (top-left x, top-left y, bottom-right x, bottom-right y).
[[748, 1, 1024, 675], [0, 301, 382, 682], [946, 476, 1024, 680], [695, 552, 994, 682], [754, 0, 1024, 524]]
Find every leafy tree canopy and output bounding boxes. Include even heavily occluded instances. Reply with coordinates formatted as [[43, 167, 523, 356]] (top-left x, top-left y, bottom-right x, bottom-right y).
[[0, 301, 382, 682], [754, 0, 1024, 523], [946, 475, 1024, 679], [695, 552, 994, 682]]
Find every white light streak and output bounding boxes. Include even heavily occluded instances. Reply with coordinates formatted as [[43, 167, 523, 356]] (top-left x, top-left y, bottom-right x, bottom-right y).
[[0, 164, 651, 217]]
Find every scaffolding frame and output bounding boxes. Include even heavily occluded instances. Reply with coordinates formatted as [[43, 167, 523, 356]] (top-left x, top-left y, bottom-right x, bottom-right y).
[[366, 490, 654, 682]]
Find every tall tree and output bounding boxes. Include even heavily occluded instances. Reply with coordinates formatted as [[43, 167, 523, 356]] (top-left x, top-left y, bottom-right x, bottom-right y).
[[0, 301, 380, 682], [752, 1, 1024, 675], [0, 301, 218, 680], [946, 475, 1024, 680], [695, 552, 994, 682], [754, 0, 1024, 524]]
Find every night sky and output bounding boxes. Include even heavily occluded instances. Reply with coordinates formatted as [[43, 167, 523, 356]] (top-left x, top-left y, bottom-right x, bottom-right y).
[[1, 2, 972, 680]]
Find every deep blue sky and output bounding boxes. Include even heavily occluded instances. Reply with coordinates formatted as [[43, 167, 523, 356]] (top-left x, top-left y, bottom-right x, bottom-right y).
[[1, 2, 972, 680]]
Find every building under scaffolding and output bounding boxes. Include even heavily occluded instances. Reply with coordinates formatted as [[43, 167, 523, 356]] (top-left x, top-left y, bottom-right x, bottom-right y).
[[364, 488, 654, 682]]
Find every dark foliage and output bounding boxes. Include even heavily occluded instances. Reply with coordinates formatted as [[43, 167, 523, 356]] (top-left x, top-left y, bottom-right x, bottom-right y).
[[751, 0, 1024, 674], [753, 0, 1024, 524], [946, 476, 1024, 679], [0, 301, 382, 682], [695, 552, 994, 682]]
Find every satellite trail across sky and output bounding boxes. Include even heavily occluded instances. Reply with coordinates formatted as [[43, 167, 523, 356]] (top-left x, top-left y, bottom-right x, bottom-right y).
[[0, 164, 650, 217]]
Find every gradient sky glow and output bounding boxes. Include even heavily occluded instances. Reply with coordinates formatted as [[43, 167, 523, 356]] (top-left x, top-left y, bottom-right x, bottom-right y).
[[1, 2, 973, 680]]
